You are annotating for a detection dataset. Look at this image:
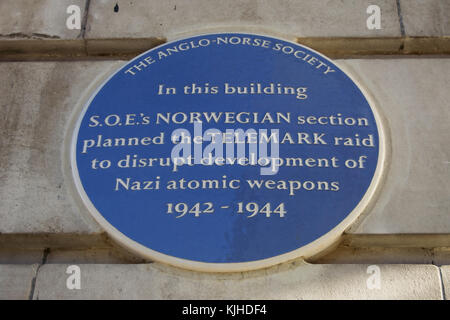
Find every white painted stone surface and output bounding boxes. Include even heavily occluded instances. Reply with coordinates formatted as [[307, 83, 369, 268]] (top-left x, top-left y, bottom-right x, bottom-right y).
[[0, 0, 86, 39], [0, 0, 446, 302], [340, 59, 450, 234], [86, 0, 401, 40], [32, 262, 442, 299], [400, 0, 449, 36], [0, 264, 37, 300]]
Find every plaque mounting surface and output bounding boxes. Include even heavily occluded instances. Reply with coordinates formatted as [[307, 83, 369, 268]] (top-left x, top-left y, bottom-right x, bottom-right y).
[[71, 33, 386, 272]]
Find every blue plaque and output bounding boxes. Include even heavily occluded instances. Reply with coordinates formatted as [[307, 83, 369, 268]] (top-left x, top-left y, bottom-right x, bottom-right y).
[[71, 33, 386, 271]]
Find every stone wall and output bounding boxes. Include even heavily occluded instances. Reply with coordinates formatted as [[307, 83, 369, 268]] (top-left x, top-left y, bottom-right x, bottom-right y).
[[0, 0, 449, 299]]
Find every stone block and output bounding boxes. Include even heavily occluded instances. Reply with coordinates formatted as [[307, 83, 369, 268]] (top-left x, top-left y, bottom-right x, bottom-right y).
[[33, 262, 443, 299], [0, 61, 123, 235], [0, 0, 87, 57], [339, 59, 450, 234], [400, 0, 449, 36], [441, 265, 450, 300], [0, 264, 37, 300], [86, 0, 400, 41]]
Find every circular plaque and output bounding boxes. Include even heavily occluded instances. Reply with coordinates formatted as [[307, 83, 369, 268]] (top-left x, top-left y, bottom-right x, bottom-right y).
[[71, 33, 385, 272]]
